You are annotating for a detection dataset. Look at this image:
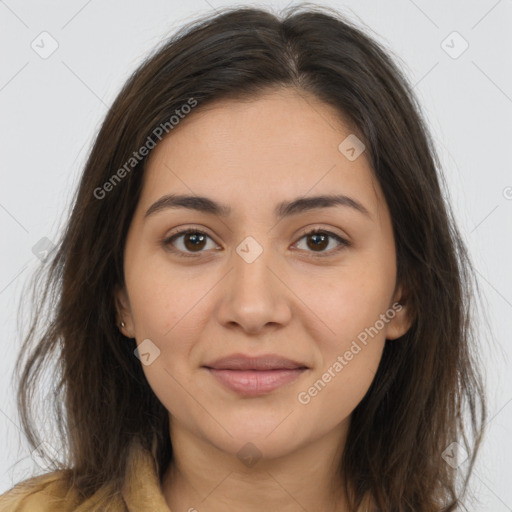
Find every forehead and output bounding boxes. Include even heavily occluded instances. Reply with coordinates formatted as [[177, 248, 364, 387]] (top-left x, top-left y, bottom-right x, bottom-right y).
[[140, 88, 383, 219]]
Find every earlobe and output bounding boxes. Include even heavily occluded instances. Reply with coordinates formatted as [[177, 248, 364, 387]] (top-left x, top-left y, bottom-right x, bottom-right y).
[[386, 286, 413, 340], [114, 285, 134, 338]]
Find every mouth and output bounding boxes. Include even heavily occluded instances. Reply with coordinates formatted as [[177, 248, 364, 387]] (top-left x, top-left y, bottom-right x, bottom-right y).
[[202, 353, 309, 396]]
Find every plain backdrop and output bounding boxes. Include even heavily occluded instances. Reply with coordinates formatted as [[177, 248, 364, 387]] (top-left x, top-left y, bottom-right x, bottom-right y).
[[1, 0, 511, 510]]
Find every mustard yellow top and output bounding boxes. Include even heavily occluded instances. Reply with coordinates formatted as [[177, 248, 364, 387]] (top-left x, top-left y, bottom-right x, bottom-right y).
[[0, 437, 172, 511]]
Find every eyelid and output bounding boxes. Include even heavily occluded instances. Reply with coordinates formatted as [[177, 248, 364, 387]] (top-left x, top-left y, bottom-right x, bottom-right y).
[[164, 224, 215, 240], [293, 224, 349, 245]]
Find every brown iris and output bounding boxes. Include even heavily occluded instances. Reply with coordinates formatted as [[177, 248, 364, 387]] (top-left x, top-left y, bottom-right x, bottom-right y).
[[183, 232, 207, 252], [306, 232, 329, 251]]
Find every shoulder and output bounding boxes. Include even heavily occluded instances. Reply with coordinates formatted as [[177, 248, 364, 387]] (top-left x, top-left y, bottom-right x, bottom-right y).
[[0, 470, 79, 512]]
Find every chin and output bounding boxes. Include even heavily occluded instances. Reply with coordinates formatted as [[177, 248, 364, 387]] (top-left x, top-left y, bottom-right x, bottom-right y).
[[203, 414, 311, 462]]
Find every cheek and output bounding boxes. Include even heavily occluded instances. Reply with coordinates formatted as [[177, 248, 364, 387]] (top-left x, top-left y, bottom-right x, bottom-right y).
[[290, 254, 393, 413], [295, 269, 390, 420], [126, 255, 213, 337], [292, 257, 395, 350], [296, 351, 381, 431], [125, 258, 222, 392], [124, 263, 210, 416]]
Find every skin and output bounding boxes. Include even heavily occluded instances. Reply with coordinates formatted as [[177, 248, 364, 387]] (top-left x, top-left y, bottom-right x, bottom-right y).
[[116, 87, 412, 512]]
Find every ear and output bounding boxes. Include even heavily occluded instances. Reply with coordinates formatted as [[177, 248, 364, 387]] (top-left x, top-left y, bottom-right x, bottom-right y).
[[385, 284, 413, 340], [114, 285, 135, 338]]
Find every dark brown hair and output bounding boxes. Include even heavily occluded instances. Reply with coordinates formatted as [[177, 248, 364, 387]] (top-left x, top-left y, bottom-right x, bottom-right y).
[[12, 3, 486, 510]]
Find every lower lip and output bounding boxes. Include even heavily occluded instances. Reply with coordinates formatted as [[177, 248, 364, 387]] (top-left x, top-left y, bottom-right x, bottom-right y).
[[205, 368, 307, 396]]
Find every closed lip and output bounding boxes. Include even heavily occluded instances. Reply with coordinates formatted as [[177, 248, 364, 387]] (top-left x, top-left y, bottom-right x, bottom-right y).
[[202, 353, 309, 371]]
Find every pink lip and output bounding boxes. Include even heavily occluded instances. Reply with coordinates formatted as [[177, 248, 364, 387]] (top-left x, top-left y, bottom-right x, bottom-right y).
[[204, 353, 308, 371], [206, 368, 307, 396], [203, 353, 309, 396]]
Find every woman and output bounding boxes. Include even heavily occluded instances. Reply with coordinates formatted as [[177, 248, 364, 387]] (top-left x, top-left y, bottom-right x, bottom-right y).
[[0, 3, 486, 511]]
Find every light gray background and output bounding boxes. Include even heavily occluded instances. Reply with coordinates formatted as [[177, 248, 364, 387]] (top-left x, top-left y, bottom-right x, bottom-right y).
[[1, 0, 511, 510]]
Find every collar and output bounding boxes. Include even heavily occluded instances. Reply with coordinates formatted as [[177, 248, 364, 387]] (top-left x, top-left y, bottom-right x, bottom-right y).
[[121, 437, 172, 512]]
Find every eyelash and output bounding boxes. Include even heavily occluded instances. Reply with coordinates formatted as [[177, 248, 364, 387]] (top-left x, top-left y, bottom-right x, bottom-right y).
[[161, 227, 350, 259]]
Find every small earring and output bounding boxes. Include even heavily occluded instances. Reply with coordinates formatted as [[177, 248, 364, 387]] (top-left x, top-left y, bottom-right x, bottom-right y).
[[120, 321, 126, 328]]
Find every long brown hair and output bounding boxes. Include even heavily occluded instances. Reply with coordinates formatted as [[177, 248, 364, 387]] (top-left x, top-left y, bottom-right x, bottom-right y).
[[12, 3, 487, 510]]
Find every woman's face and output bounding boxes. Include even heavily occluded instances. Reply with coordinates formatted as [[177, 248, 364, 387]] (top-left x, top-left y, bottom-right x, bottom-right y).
[[117, 88, 411, 460]]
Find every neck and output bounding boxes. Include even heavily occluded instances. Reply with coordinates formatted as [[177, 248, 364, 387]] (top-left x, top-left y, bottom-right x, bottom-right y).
[[162, 420, 351, 512]]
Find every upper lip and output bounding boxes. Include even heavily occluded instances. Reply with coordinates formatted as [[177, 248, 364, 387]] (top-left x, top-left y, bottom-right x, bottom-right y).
[[203, 353, 308, 371]]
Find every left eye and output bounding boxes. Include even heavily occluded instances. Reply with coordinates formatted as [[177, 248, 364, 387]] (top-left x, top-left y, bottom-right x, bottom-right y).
[[162, 228, 349, 258], [294, 229, 349, 255]]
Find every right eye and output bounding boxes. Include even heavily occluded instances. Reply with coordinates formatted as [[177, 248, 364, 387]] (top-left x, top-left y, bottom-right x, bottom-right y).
[[162, 228, 219, 258]]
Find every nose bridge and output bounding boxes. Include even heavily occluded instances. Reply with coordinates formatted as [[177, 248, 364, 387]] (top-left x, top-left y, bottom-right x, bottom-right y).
[[231, 233, 275, 298], [217, 233, 291, 332]]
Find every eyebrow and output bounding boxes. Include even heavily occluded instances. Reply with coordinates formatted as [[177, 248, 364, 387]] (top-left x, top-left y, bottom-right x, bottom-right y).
[[144, 193, 371, 220]]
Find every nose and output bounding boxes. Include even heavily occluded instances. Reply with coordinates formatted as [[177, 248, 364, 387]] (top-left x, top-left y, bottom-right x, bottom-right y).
[[215, 238, 292, 335]]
